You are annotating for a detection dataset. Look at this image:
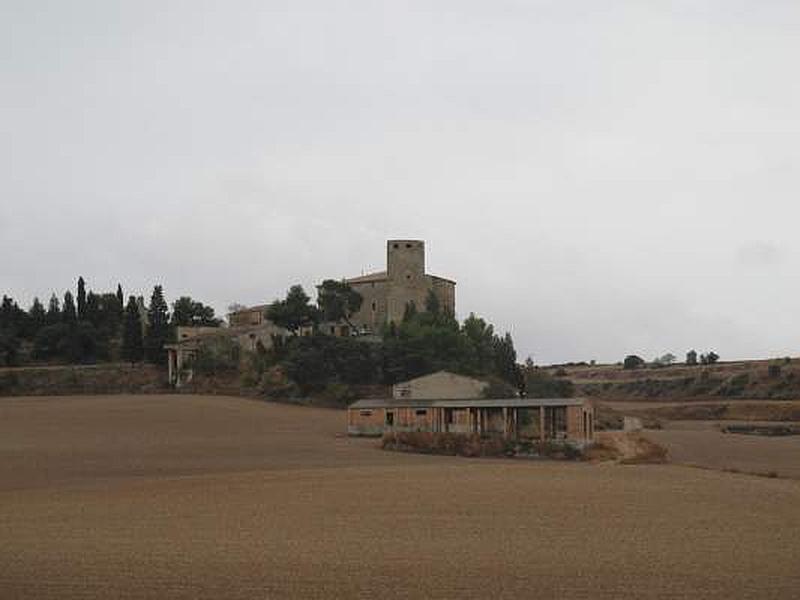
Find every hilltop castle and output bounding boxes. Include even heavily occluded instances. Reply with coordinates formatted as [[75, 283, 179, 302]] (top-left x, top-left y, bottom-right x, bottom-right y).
[[337, 240, 455, 335], [226, 239, 455, 335]]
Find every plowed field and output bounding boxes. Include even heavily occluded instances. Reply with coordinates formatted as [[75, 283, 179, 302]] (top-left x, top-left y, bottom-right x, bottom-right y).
[[1, 395, 798, 599]]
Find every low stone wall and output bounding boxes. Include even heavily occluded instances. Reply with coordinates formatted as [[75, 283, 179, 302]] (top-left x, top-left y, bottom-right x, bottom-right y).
[[0, 363, 167, 397]]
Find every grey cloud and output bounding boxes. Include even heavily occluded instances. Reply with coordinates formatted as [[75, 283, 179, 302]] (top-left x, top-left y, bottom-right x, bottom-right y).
[[2, 1, 800, 363]]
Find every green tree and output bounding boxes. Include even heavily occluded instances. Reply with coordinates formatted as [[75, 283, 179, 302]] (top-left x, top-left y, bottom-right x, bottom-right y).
[[461, 313, 495, 374], [77, 276, 86, 320], [28, 297, 46, 338], [493, 332, 523, 391], [267, 285, 319, 335], [144, 285, 170, 363], [62, 291, 77, 324], [45, 294, 61, 326], [424, 290, 441, 315], [686, 350, 698, 366], [623, 355, 645, 370], [85, 292, 100, 326], [0, 296, 27, 337], [171, 296, 222, 327], [317, 280, 363, 330], [122, 296, 144, 364], [116, 284, 124, 311]]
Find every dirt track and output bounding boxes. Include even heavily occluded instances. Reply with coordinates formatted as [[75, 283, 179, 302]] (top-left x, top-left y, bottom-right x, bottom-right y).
[[2, 395, 799, 599]]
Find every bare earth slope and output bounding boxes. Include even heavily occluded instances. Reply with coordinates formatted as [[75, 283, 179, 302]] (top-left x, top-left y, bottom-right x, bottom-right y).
[[1, 395, 799, 599]]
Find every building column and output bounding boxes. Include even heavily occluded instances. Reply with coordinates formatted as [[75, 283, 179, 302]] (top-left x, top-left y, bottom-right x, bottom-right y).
[[167, 350, 174, 386], [539, 407, 545, 443]]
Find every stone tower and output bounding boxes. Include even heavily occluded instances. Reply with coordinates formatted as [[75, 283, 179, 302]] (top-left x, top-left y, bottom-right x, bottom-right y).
[[387, 240, 425, 284], [338, 239, 455, 333]]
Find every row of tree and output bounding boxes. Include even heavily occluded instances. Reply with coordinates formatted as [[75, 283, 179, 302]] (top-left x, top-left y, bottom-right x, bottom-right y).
[[0, 278, 221, 367], [623, 350, 721, 370]]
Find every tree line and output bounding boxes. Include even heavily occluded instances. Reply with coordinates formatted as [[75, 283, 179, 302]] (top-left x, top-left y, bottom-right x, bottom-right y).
[[0, 277, 221, 367]]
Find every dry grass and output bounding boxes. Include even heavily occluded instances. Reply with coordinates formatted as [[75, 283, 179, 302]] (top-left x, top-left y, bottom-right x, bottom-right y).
[[1, 394, 799, 599], [586, 431, 669, 464]]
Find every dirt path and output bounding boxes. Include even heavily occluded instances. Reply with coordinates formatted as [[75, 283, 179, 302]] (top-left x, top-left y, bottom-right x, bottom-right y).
[[1, 395, 799, 599]]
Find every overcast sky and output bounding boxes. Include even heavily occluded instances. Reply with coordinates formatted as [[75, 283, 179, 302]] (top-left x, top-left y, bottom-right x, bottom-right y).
[[2, 1, 799, 364]]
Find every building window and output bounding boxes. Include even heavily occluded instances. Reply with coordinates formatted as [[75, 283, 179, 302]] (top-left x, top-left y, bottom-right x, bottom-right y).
[[398, 387, 411, 398], [359, 410, 373, 417], [415, 409, 427, 417], [393, 243, 399, 249], [406, 243, 412, 248], [371, 301, 377, 311], [386, 412, 394, 426]]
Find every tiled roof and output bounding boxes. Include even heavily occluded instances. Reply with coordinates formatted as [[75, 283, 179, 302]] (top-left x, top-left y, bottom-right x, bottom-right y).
[[346, 271, 388, 284]]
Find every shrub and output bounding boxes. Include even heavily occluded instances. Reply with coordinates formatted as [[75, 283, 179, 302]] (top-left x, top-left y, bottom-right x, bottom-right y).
[[482, 379, 519, 399], [190, 337, 240, 375], [524, 369, 575, 398], [623, 355, 645, 370]]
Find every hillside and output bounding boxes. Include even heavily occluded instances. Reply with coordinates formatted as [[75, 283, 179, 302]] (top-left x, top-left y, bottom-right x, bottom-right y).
[[545, 358, 800, 402]]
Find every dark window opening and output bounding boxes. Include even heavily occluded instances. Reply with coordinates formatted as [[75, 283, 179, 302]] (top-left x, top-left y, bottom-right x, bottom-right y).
[[359, 410, 373, 417], [393, 243, 399, 249], [406, 243, 412, 248], [415, 409, 427, 417], [386, 412, 394, 426]]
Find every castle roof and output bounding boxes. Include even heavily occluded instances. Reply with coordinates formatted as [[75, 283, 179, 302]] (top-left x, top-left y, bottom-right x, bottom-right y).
[[346, 271, 388, 284]]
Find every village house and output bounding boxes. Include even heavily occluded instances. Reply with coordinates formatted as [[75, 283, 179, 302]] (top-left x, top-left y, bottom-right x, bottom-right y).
[[347, 371, 595, 445], [165, 322, 287, 388]]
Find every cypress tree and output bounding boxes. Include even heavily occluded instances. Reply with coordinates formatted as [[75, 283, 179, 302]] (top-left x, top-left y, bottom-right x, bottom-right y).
[[144, 285, 170, 363], [77, 277, 86, 320], [62, 291, 77, 324], [116, 284, 124, 317], [122, 296, 144, 364], [46, 293, 61, 325]]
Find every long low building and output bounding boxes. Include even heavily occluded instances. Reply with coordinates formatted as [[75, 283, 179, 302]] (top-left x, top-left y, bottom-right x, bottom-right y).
[[348, 397, 594, 445]]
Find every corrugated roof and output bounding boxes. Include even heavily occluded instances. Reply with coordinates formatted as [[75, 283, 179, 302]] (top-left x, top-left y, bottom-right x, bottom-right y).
[[350, 398, 587, 409]]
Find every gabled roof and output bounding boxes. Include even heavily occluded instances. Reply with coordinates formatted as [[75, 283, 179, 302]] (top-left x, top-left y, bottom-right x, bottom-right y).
[[395, 370, 485, 387], [346, 271, 388, 284]]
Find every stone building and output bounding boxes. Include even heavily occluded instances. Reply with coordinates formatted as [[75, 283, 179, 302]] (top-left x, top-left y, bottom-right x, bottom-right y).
[[165, 323, 287, 388], [347, 397, 594, 445], [228, 304, 269, 327], [338, 240, 455, 335], [348, 370, 595, 444]]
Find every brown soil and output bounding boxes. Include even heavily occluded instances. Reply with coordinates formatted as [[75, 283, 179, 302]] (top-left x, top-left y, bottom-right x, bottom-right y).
[[1, 394, 799, 599]]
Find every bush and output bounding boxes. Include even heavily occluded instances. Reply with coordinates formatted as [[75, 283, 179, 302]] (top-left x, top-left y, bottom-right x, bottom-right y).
[[523, 369, 575, 398], [190, 337, 240, 375], [623, 355, 645, 370], [482, 379, 519, 399]]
